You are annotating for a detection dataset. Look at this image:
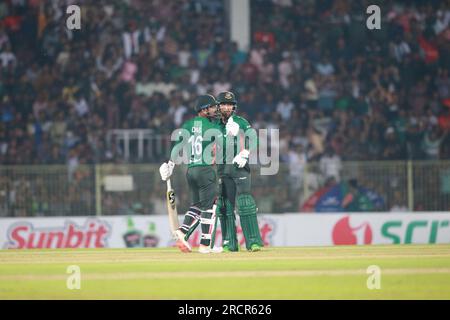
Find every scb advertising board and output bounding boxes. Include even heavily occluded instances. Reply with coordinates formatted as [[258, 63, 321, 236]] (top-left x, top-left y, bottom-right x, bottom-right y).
[[0, 213, 448, 249]]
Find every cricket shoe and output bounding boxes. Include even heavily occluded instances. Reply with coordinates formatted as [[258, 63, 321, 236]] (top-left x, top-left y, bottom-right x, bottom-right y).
[[174, 230, 192, 253], [198, 245, 223, 254], [249, 244, 262, 252], [222, 245, 239, 252]]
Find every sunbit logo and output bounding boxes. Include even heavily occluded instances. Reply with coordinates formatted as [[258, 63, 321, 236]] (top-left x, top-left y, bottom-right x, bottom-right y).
[[4, 219, 111, 249], [332, 216, 372, 245]]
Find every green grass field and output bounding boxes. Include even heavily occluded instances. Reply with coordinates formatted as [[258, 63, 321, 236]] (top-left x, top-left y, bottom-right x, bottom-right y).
[[1, 245, 450, 299]]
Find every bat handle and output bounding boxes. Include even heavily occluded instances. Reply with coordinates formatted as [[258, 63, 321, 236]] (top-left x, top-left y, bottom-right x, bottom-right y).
[[166, 178, 172, 191]]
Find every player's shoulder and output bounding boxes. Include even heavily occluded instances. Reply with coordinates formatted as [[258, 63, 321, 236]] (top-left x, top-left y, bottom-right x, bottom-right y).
[[232, 115, 248, 123], [182, 116, 202, 126], [233, 115, 252, 128], [179, 118, 191, 129]]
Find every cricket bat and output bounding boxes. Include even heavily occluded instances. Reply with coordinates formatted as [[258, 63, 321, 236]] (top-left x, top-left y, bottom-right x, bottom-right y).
[[166, 178, 180, 237]]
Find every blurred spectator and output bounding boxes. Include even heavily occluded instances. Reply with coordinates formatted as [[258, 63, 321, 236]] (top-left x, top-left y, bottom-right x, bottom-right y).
[[319, 147, 342, 183], [287, 144, 307, 196], [383, 127, 405, 160], [276, 95, 294, 121], [0, 44, 15, 68], [316, 55, 335, 76], [421, 127, 448, 160], [390, 191, 410, 212]]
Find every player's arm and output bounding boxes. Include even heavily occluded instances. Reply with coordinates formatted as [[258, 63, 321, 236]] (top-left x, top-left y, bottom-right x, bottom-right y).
[[241, 117, 258, 155], [232, 117, 258, 168], [160, 122, 190, 181]]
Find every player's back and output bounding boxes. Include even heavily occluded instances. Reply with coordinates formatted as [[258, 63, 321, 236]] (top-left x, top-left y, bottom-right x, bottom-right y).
[[174, 116, 221, 167]]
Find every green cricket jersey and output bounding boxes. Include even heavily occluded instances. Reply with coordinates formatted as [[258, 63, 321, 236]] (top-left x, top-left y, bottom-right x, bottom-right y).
[[216, 115, 258, 167], [170, 116, 222, 168]]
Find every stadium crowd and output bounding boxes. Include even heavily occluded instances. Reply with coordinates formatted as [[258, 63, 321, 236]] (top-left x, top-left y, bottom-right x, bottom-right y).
[[1, 0, 449, 166], [0, 0, 449, 216]]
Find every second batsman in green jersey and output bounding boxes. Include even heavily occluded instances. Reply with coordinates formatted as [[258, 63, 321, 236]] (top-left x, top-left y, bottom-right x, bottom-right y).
[[215, 91, 264, 252]]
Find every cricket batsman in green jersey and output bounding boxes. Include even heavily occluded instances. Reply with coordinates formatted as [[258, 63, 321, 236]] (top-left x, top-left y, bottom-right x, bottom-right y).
[[215, 91, 264, 252], [159, 94, 222, 254]]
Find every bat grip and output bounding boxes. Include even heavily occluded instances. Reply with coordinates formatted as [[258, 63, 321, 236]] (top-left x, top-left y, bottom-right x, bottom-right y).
[[166, 178, 172, 191]]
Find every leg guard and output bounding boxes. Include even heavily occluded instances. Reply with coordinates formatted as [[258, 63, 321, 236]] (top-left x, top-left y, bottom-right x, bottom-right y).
[[199, 206, 218, 248], [236, 194, 264, 250], [216, 197, 238, 251], [179, 206, 201, 241]]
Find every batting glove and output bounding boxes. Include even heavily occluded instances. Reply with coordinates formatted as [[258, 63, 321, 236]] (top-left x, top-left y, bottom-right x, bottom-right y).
[[226, 117, 240, 137], [232, 149, 250, 168], [159, 160, 175, 181]]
